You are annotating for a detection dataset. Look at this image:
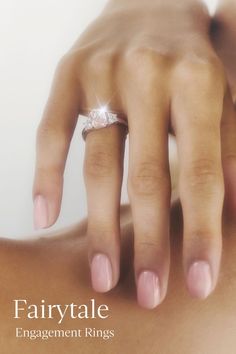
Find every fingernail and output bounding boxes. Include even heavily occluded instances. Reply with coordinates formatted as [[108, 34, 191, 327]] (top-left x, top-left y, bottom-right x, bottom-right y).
[[34, 195, 49, 230], [187, 261, 212, 299], [137, 271, 161, 309], [91, 254, 113, 293]]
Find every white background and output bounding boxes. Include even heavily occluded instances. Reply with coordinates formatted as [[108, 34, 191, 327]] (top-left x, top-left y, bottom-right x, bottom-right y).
[[0, 0, 218, 238]]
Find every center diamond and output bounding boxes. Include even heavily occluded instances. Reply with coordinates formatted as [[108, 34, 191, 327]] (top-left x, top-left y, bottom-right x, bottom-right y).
[[90, 110, 108, 129]]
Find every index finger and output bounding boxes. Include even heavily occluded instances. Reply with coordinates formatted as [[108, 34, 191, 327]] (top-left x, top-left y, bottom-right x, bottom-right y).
[[172, 61, 225, 299], [33, 54, 81, 229]]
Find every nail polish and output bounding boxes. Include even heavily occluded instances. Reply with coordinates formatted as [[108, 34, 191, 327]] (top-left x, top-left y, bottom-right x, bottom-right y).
[[187, 261, 212, 299], [34, 195, 49, 230], [137, 271, 160, 309], [91, 254, 113, 293]]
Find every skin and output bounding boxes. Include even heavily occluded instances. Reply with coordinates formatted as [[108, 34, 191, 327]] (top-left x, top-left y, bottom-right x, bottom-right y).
[[210, 0, 236, 226], [1, 206, 236, 354], [33, 0, 236, 308], [212, 0, 236, 101], [2, 14, 236, 350]]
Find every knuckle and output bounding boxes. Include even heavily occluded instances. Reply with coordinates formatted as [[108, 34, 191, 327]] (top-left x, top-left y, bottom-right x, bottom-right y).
[[56, 53, 77, 75], [87, 49, 118, 76], [84, 149, 114, 178], [185, 158, 222, 189], [185, 231, 217, 252], [35, 166, 62, 182], [87, 225, 114, 241], [37, 119, 68, 144], [175, 54, 226, 89], [128, 162, 170, 197], [122, 46, 165, 80], [124, 46, 154, 63], [136, 239, 160, 250], [56, 49, 88, 78], [223, 153, 236, 164], [135, 238, 167, 265], [37, 120, 55, 142]]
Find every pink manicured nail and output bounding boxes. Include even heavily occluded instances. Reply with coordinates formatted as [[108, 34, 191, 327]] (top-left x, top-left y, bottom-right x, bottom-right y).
[[34, 195, 49, 230], [91, 254, 113, 293], [137, 271, 160, 309], [187, 261, 212, 299]]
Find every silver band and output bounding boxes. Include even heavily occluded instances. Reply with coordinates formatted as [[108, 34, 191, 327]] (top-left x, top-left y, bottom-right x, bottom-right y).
[[82, 107, 128, 140]]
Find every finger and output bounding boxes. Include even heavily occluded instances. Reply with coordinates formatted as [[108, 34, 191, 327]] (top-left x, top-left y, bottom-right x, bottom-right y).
[[33, 55, 80, 229], [84, 124, 126, 293], [172, 67, 225, 299], [221, 87, 236, 214], [127, 96, 171, 309]]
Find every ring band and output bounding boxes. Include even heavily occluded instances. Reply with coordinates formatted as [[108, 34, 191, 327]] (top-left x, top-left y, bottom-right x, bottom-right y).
[[82, 107, 128, 140]]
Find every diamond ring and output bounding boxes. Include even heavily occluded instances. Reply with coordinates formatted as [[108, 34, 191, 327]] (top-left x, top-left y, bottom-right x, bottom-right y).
[[82, 106, 128, 140]]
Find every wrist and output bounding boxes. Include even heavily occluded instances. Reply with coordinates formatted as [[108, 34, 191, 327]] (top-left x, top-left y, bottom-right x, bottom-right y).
[[107, 0, 206, 11], [104, 0, 210, 32]]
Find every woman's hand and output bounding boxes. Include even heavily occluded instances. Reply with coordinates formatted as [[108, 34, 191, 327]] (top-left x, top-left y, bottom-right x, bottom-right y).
[[33, 0, 236, 308]]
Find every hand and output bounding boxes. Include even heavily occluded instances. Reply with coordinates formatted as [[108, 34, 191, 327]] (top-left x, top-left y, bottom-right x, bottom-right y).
[[33, 0, 236, 308]]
